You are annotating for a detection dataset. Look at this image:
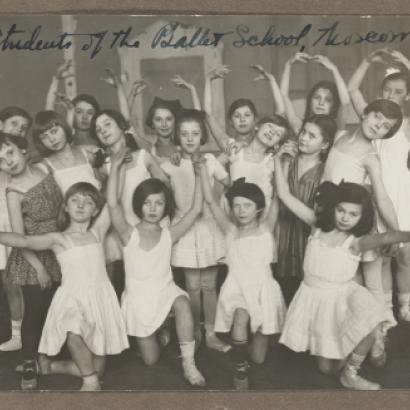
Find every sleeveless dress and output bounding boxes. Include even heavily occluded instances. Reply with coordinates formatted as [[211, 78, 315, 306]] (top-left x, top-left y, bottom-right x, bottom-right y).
[[38, 231, 129, 356], [122, 227, 187, 337], [214, 227, 286, 335], [5, 173, 62, 285], [279, 230, 384, 360], [44, 148, 100, 195], [161, 154, 227, 268]]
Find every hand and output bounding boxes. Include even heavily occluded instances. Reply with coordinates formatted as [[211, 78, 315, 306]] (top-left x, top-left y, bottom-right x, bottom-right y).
[[170, 75, 193, 90], [207, 65, 231, 80], [276, 140, 298, 160], [111, 146, 131, 169], [224, 140, 244, 159], [289, 52, 312, 65], [365, 48, 390, 64], [170, 150, 182, 166], [128, 79, 147, 101], [36, 268, 51, 290], [54, 92, 74, 111], [387, 49, 410, 67], [100, 68, 121, 88], [312, 55, 336, 71], [55, 59, 74, 81], [382, 242, 400, 257], [192, 153, 206, 175], [251, 64, 274, 82]]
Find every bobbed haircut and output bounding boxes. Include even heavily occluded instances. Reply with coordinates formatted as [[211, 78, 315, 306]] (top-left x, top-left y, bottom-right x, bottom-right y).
[[57, 182, 104, 231], [145, 97, 183, 129], [0, 131, 28, 151], [0, 106, 32, 128], [304, 81, 340, 120], [363, 99, 403, 139], [90, 109, 138, 151], [226, 177, 266, 212], [382, 72, 410, 94], [132, 178, 175, 221], [72, 94, 100, 113], [228, 99, 257, 120], [32, 110, 73, 157], [315, 181, 374, 237], [174, 109, 208, 146], [255, 115, 293, 142]]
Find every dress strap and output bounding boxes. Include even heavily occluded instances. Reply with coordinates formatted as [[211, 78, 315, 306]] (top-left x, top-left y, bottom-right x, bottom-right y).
[[64, 233, 76, 248], [341, 234, 355, 250]]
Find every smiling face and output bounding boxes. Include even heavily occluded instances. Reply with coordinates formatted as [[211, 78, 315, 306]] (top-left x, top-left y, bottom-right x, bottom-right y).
[[73, 101, 96, 132], [141, 192, 166, 224], [256, 122, 286, 150], [152, 108, 175, 139], [65, 192, 98, 224], [298, 122, 328, 155], [382, 78, 409, 107], [178, 120, 201, 154], [0, 141, 27, 176], [334, 202, 362, 232], [39, 124, 67, 152], [310, 87, 334, 116], [361, 111, 398, 140], [230, 106, 255, 135], [231, 196, 260, 226], [2, 115, 29, 138], [95, 114, 124, 147]]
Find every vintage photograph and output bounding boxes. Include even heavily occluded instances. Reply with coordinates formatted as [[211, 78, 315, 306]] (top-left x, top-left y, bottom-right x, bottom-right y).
[[0, 14, 409, 393]]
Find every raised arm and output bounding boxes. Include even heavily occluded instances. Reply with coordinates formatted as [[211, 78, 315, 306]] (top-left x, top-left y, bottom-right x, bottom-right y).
[[365, 154, 399, 230], [91, 205, 111, 240], [144, 150, 170, 185], [45, 60, 73, 110], [265, 194, 280, 233], [251, 64, 285, 116], [171, 75, 201, 110]]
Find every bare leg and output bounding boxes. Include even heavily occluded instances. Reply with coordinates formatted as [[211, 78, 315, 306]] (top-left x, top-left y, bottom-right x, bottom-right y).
[[232, 308, 250, 390], [249, 332, 269, 365], [316, 357, 345, 375], [184, 269, 202, 345], [136, 334, 160, 366]]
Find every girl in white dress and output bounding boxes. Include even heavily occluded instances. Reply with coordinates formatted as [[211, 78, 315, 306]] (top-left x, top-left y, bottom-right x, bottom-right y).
[[107, 146, 206, 387], [276, 179, 410, 390], [200, 165, 286, 390], [0, 182, 129, 391]]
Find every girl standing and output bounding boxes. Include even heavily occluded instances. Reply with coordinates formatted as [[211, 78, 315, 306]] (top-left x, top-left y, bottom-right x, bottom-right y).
[[107, 147, 206, 386], [279, 181, 410, 390], [200, 168, 286, 390], [161, 109, 231, 352], [0, 132, 62, 389], [0, 183, 129, 391]]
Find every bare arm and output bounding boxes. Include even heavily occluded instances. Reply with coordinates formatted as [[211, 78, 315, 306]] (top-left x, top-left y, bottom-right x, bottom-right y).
[[144, 150, 170, 185], [0, 231, 63, 252], [265, 194, 280, 233], [171, 75, 201, 110], [356, 230, 410, 253], [91, 205, 111, 240]]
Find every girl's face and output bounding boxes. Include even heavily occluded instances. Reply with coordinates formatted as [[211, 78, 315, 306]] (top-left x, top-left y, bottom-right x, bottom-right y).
[[2, 115, 29, 138], [334, 202, 362, 232], [39, 124, 67, 152], [142, 192, 166, 223], [256, 122, 286, 149], [74, 101, 96, 132], [310, 87, 334, 115], [382, 79, 409, 107], [361, 111, 397, 140], [95, 114, 124, 147], [230, 106, 255, 135], [152, 108, 175, 139], [65, 192, 98, 223], [232, 196, 260, 225], [178, 120, 201, 154], [298, 122, 328, 155], [0, 141, 27, 176]]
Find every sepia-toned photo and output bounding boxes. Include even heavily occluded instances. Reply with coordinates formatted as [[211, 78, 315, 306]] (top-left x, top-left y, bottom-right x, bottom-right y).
[[0, 14, 409, 394]]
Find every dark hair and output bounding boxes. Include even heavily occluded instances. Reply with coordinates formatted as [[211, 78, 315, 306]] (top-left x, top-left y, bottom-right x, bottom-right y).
[[174, 109, 208, 146], [315, 181, 374, 237], [145, 97, 183, 129], [0, 131, 28, 151], [382, 72, 410, 95], [228, 99, 257, 120], [0, 106, 32, 128], [72, 94, 100, 113], [57, 182, 104, 231], [32, 111, 73, 157], [132, 178, 175, 221], [255, 115, 293, 142], [225, 177, 265, 220], [90, 109, 138, 151], [363, 99, 403, 139], [301, 115, 337, 159], [304, 81, 340, 120]]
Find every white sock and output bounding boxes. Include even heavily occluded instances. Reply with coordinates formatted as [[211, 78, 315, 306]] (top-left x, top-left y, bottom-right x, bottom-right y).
[[384, 292, 393, 311], [11, 320, 22, 338], [179, 341, 205, 386]]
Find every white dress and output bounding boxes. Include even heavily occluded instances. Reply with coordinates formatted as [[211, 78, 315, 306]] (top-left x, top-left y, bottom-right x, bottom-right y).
[[122, 227, 187, 337], [214, 226, 286, 335], [38, 232, 129, 356], [161, 154, 227, 268], [0, 172, 11, 270], [279, 230, 384, 360]]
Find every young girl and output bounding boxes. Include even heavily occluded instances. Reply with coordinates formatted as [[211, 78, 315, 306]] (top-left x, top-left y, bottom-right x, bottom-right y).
[[0, 132, 62, 389], [32, 110, 100, 195], [161, 109, 231, 352], [275, 115, 337, 304], [348, 48, 410, 323], [278, 181, 410, 390], [0, 107, 32, 352], [0, 183, 129, 391], [200, 167, 286, 390], [107, 147, 205, 386], [280, 52, 350, 134]]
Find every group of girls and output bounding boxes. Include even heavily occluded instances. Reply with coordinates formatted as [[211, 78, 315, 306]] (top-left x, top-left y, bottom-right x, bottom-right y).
[[0, 46, 409, 392]]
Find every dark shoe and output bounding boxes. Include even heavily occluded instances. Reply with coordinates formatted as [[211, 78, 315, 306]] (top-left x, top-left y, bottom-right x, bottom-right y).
[[20, 360, 38, 390], [233, 361, 249, 390]]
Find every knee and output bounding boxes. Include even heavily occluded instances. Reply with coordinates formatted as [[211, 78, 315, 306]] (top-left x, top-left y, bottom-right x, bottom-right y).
[[67, 332, 81, 348], [141, 351, 159, 366], [185, 275, 201, 294], [250, 352, 266, 365], [173, 295, 191, 313], [201, 275, 217, 294], [317, 360, 336, 375], [233, 309, 250, 329]]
